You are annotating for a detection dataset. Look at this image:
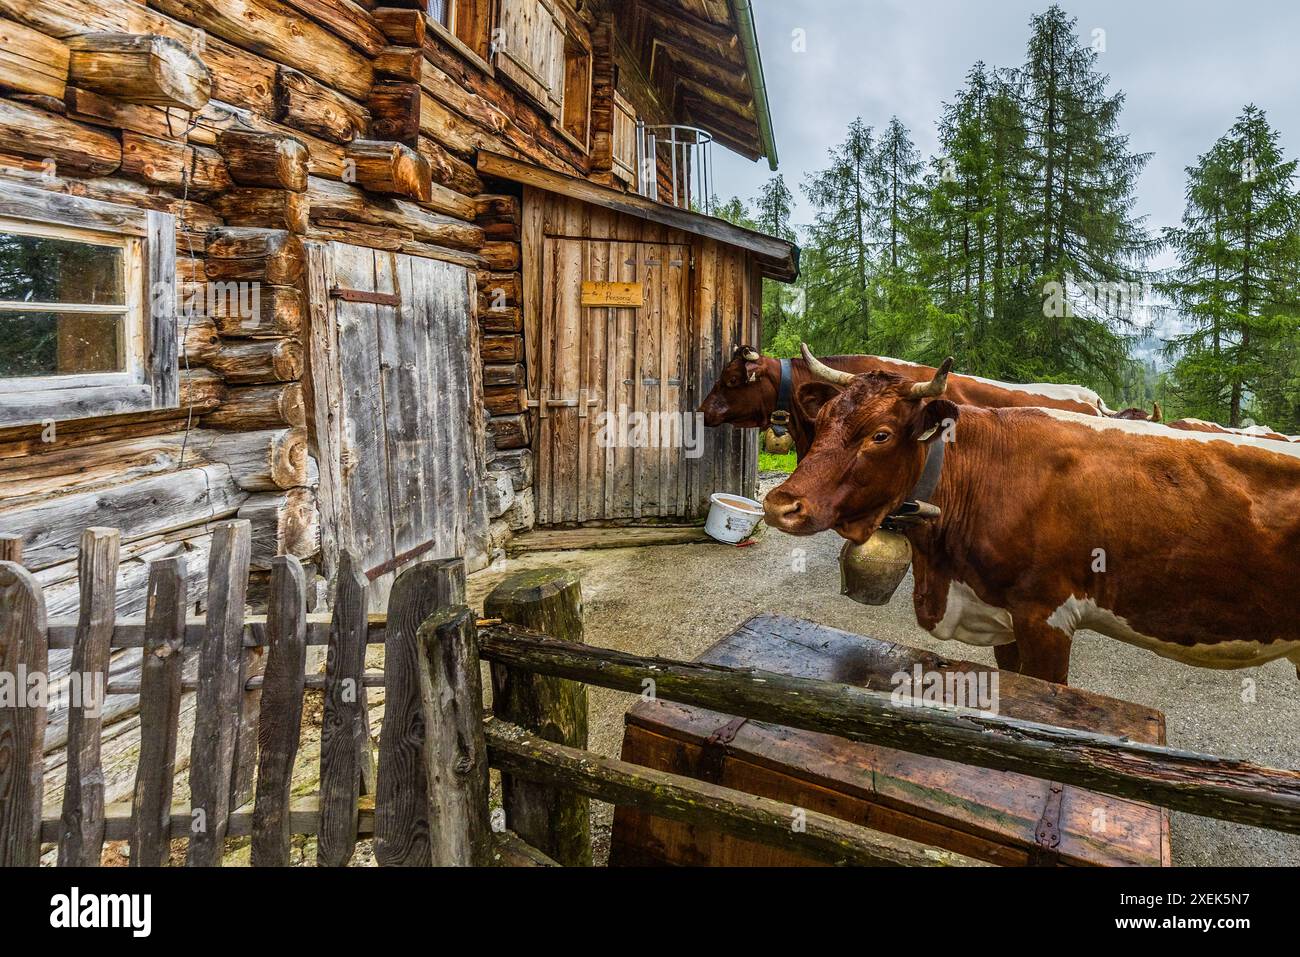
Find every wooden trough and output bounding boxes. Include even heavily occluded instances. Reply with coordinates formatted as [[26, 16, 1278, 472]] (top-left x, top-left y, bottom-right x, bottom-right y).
[[611, 614, 1170, 866]]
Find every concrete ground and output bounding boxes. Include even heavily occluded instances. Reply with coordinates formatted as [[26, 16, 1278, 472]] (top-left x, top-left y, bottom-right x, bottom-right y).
[[466, 475, 1300, 867]]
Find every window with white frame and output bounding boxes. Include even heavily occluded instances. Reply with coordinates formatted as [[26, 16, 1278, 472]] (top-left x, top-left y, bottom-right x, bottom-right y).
[[0, 183, 177, 426]]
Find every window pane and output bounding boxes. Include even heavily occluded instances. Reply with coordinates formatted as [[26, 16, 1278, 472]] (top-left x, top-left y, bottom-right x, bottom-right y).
[[430, 0, 450, 26], [0, 231, 125, 305], [0, 312, 123, 377]]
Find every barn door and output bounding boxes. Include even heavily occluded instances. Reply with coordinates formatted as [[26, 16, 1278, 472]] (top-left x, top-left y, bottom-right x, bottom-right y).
[[537, 238, 690, 524], [309, 242, 488, 609]]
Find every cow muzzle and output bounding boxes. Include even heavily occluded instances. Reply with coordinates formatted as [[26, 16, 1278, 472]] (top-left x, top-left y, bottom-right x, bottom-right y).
[[763, 489, 820, 534]]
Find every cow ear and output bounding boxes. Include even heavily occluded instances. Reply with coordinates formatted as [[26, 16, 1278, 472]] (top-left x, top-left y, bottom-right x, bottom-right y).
[[913, 399, 959, 443], [795, 382, 841, 421]]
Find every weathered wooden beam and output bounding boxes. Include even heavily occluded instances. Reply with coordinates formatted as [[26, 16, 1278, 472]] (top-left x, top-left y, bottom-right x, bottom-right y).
[[372, 7, 424, 46], [121, 131, 233, 195], [0, 16, 68, 98], [476, 624, 1300, 835], [237, 487, 318, 570], [201, 382, 306, 430], [211, 187, 310, 233], [274, 65, 369, 144], [374, 45, 420, 83], [485, 570, 591, 867], [486, 719, 982, 867], [66, 32, 210, 109], [147, 0, 374, 100], [0, 94, 120, 174], [345, 138, 431, 200], [205, 227, 307, 284], [418, 605, 492, 866], [216, 128, 309, 191], [208, 338, 305, 384], [307, 175, 480, 248], [280, 0, 386, 57]]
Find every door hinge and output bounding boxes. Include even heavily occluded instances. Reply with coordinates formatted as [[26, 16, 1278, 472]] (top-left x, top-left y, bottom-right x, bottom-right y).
[[330, 287, 401, 307]]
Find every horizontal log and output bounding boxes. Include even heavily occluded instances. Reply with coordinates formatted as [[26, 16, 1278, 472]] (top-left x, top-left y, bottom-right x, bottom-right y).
[[372, 7, 424, 45], [480, 334, 522, 363], [309, 219, 411, 251], [417, 134, 482, 195], [479, 305, 521, 334], [208, 338, 304, 384], [120, 131, 233, 195], [476, 624, 1300, 836], [477, 271, 519, 308], [212, 187, 310, 233], [200, 33, 277, 118], [178, 367, 226, 409], [279, 0, 386, 57], [0, 16, 68, 98], [308, 175, 481, 248], [367, 80, 419, 145], [0, 94, 120, 174], [63, 87, 176, 138], [66, 32, 210, 109], [474, 192, 519, 223], [0, 426, 308, 505], [191, 97, 348, 179], [483, 384, 525, 416], [482, 362, 524, 387], [189, 282, 304, 338], [486, 413, 529, 450], [399, 238, 482, 269], [0, 464, 246, 570], [202, 382, 306, 430], [481, 241, 519, 271], [274, 66, 369, 144], [345, 138, 431, 200], [206, 227, 307, 284], [179, 313, 221, 364], [419, 58, 508, 135], [237, 486, 319, 570], [374, 45, 420, 82], [146, 0, 374, 100], [0, 0, 205, 50], [485, 719, 980, 867], [216, 128, 309, 191]]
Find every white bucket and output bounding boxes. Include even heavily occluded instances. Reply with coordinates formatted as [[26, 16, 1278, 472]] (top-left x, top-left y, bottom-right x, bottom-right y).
[[705, 492, 764, 544]]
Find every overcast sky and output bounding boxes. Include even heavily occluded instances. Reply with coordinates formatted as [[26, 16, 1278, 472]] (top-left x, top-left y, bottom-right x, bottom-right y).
[[714, 0, 1300, 271]]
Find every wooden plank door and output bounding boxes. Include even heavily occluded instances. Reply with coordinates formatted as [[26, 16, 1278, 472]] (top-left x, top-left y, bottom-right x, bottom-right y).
[[310, 242, 487, 609], [537, 238, 690, 524]]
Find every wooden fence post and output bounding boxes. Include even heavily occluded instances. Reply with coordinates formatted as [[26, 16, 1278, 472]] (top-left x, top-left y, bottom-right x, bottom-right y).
[[318, 550, 367, 867], [251, 555, 307, 866], [58, 527, 120, 866], [130, 556, 187, 867], [484, 568, 591, 867], [0, 561, 47, 867], [374, 557, 465, 866], [416, 605, 491, 866], [187, 519, 252, 866]]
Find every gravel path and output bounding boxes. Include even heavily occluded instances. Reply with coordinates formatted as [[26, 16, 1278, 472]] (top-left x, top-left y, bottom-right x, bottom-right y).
[[466, 476, 1300, 867]]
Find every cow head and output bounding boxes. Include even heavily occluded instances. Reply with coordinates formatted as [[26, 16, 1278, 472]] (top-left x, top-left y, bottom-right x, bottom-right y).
[[697, 345, 773, 428], [764, 345, 958, 544]]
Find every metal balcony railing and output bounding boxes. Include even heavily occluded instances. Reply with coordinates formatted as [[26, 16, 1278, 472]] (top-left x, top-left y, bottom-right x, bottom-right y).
[[635, 123, 716, 215]]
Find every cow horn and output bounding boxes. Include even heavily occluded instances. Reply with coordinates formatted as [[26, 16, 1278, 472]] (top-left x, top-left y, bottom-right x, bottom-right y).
[[910, 357, 954, 398], [800, 342, 855, 386], [741, 346, 760, 361]]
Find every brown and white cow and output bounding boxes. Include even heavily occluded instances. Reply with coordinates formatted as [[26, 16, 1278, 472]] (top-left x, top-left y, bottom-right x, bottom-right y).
[[763, 346, 1300, 685], [698, 346, 1116, 458]]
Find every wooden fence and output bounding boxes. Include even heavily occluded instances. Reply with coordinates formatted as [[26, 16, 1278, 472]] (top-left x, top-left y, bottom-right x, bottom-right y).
[[3, 520, 1300, 867]]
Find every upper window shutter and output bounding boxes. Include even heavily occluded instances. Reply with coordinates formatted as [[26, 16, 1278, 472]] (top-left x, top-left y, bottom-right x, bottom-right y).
[[497, 0, 565, 118]]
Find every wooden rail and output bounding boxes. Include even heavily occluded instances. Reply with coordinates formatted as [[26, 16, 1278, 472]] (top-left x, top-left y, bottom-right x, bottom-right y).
[[475, 622, 1300, 835]]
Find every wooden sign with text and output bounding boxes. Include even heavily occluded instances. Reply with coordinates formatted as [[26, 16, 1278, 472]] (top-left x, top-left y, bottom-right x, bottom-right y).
[[581, 281, 644, 307]]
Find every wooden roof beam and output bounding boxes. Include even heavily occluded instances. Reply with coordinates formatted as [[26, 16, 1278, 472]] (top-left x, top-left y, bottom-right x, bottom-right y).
[[633, 0, 740, 50]]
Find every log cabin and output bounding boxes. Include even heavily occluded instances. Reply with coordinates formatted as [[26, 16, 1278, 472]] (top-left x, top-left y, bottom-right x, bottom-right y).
[[0, 0, 798, 632]]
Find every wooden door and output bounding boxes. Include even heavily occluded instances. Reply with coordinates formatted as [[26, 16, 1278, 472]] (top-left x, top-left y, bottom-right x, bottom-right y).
[[537, 238, 690, 524], [309, 242, 488, 608]]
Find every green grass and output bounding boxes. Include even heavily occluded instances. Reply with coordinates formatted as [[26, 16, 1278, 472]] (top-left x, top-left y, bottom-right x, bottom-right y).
[[758, 449, 797, 474]]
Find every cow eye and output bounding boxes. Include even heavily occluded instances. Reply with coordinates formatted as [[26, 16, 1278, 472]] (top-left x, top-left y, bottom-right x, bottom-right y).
[[872, 430, 891, 443]]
